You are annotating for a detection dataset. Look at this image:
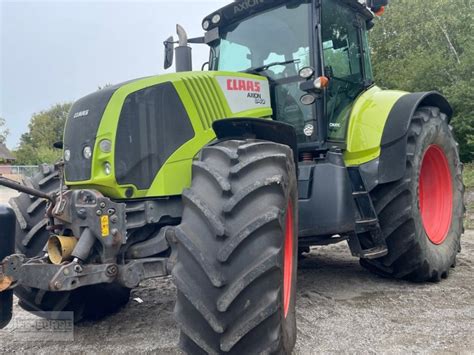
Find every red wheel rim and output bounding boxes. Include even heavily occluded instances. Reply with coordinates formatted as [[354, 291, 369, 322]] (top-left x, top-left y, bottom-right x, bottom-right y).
[[283, 202, 294, 319], [419, 145, 453, 245]]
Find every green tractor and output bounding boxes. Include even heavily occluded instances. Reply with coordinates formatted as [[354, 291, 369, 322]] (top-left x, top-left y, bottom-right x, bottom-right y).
[[0, 0, 465, 353]]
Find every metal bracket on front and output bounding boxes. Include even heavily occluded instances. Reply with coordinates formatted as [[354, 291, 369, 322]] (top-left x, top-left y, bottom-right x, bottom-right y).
[[117, 258, 169, 288], [2, 255, 118, 291], [2, 253, 172, 292]]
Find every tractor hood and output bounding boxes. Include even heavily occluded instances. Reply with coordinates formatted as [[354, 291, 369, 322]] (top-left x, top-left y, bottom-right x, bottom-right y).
[[63, 71, 272, 199]]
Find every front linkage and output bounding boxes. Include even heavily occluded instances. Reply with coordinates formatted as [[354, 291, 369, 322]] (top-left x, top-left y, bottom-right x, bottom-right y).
[[0, 174, 176, 329]]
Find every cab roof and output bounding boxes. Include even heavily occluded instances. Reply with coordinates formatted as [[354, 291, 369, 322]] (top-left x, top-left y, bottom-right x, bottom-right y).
[[202, 0, 374, 32]]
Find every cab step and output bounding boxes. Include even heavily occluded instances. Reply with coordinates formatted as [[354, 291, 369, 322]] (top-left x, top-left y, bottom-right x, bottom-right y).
[[347, 168, 388, 260]]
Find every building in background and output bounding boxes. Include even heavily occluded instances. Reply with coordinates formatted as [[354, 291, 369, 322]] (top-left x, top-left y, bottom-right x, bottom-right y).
[[0, 143, 16, 174]]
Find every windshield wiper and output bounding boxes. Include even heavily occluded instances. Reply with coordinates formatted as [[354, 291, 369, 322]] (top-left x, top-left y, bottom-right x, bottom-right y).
[[244, 59, 300, 74]]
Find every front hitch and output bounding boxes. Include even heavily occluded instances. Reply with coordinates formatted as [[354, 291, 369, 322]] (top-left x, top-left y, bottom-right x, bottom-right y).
[[0, 205, 16, 329]]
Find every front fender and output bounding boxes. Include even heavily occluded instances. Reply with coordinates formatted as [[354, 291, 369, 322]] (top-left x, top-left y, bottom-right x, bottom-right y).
[[212, 118, 298, 166]]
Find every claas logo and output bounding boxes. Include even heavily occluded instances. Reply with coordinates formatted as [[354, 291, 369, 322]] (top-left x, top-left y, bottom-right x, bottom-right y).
[[226, 79, 261, 93]]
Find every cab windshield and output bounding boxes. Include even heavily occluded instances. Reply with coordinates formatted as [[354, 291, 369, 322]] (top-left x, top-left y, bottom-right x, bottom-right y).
[[211, 1, 311, 78], [210, 1, 315, 142]]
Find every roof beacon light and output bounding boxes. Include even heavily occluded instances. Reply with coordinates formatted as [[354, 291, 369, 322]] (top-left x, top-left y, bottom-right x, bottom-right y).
[[374, 6, 385, 16]]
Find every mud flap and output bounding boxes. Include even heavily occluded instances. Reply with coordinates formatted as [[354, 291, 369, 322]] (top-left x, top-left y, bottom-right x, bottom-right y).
[[0, 205, 15, 329]]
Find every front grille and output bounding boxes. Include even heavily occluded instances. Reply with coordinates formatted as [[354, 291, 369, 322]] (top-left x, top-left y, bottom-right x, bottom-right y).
[[115, 82, 194, 190]]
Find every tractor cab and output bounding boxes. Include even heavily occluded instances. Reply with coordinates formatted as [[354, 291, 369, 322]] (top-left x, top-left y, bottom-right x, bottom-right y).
[[202, 0, 385, 150]]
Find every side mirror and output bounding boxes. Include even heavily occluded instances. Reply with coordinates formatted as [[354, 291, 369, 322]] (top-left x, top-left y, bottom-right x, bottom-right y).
[[367, 0, 388, 8], [366, 20, 375, 31], [164, 36, 174, 70]]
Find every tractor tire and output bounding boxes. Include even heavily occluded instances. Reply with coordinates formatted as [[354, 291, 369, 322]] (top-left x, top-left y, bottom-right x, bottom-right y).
[[9, 165, 131, 322], [361, 106, 465, 282], [172, 140, 298, 354]]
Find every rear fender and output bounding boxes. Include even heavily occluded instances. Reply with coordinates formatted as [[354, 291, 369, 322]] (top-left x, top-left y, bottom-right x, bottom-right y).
[[344, 86, 407, 167], [378, 91, 453, 184], [345, 88, 453, 186]]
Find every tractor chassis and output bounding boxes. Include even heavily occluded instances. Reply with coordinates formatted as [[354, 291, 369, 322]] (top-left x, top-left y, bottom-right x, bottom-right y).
[[0, 145, 390, 329], [0, 156, 389, 293]]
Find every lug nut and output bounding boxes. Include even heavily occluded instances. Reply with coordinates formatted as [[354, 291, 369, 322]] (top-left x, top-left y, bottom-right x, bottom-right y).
[[100, 202, 106, 208], [108, 208, 116, 215], [54, 281, 62, 290], [96, 210, 102, 216]]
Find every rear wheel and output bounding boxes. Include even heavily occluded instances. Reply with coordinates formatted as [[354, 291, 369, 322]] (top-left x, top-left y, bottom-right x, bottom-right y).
[[173, 140, 298, 354], [361, 106, 465, 282], [10, 165, 131, 322]]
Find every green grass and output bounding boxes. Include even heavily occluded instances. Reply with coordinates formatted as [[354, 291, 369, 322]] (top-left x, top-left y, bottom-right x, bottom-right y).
[[464, 164, 473, 230]]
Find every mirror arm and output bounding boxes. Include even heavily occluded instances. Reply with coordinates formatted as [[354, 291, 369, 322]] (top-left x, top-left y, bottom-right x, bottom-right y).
[[188, 37, 205, 44]]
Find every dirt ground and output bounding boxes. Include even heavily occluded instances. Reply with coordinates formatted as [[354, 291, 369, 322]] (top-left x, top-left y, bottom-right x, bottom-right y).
[[0, 189, 473, 354]]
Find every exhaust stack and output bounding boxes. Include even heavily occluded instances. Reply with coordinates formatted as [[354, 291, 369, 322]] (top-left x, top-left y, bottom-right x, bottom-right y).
[[175, 24, 192, 72]]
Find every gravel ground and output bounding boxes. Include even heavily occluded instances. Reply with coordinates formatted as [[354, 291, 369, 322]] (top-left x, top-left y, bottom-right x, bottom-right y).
[[0, 191, 473, 353], [0, 187, 18, 203], [466, 190, 474, 229]]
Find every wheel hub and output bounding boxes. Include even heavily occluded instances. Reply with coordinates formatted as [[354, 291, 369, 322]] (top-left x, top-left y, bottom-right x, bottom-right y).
[[419, 145, 453, 245]]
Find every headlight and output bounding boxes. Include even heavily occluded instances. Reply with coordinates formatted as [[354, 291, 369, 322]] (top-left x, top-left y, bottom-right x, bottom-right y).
[[212, 14, 221, 24], [104, 162, 112, 176], [83, 146, 92, 160], [64, 149, 71, 162], [99, 139, 112, 153], [299, 67, 315, 79], [304, 124, 315, 137], [300, 94, 316, 105]]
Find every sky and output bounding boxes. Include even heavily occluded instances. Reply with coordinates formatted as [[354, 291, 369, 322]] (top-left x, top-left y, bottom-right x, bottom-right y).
[[0, 0, 230, 149]]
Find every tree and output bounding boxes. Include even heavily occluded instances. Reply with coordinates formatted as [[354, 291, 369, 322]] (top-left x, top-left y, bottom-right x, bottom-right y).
[[0, 117, 9, 145], [370, 0, 474, 162], [14, 103, 72, 165]]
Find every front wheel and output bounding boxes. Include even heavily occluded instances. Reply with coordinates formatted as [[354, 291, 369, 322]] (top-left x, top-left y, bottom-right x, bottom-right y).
[[361, 106, 465, 282], [173, 140, 298, 354]]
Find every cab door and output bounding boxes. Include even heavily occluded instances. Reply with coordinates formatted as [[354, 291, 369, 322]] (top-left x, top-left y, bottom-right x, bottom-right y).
[[320, 0, 374, 142]]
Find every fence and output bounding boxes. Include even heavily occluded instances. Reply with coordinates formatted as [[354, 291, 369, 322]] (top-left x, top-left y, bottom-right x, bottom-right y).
[[0, 165, 40, 179]]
